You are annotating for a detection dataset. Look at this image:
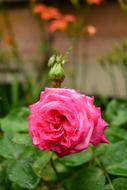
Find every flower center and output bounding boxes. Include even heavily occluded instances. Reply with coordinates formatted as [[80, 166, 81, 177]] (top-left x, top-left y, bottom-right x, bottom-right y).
[[54, 114, 66, 129], [54, 123, 60, 129]]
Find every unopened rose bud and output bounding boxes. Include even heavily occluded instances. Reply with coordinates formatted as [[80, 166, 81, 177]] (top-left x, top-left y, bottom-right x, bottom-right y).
[[56, 55, 66, 65], [61, 59, 66, 65], [48, 51, 70, 87], [48, 55, 56, 67], [48, 63, 65, 80], [56, 55, 62, 63]]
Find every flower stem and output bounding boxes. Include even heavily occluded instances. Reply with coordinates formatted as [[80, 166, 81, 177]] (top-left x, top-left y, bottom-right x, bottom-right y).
[[50, 158, 69, 190], [95, 157, 115, 190], [50, 79, 64, 88]]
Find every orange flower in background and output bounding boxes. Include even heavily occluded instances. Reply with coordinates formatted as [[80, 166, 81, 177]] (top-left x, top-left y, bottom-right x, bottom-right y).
[[63, 15, 76, 22], [41, 7, 61, 20], [87, 0, 103, 5], [33, 4, 47, 14], [84, 25, 97, 36], [33, 4, 76, 32], [48, 15, 76, 32], [33, 4, 61, 20], [4, 35, 13, 45], [48, 19, 68, 32]]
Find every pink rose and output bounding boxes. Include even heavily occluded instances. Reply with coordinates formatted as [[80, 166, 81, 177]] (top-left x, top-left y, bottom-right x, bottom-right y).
[[28, 88, 108, 157]]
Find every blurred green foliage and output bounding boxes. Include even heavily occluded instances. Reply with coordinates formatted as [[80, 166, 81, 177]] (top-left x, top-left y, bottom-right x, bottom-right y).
[[0, 98, 127, 190], [99, 40, 127, 96]]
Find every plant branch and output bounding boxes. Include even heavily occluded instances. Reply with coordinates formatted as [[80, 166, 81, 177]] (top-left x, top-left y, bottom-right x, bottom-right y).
[[95, 157, 115, 190], [50, 158, 69, 190]]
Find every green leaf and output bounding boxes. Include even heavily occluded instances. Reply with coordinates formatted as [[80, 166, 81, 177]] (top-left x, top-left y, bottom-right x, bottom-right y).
[[0, 134, 25, 159], [105, 100, 127, 127], [0, 108, 29, 133], [12, 134, 32, 146], [57, 148, 92, 166], [11, 183, 27, 190], [8, 156, 40, 189], [54, 160, 68, 174], [112, 110, 127, 127], [70, 167, 105, 190], [94, 144, 109, 157], [0, 160, 8, 188], [41, 164, 57, 181], [113, 177, 127, 190], [105, 127, 127, 142], [33, 151, 53, 176], [101, 141, 127, 166], [0, 134, 41, 189], [101, 141, 127, 176], [107, 161, 127, 176], [104, 185, 112, 190]]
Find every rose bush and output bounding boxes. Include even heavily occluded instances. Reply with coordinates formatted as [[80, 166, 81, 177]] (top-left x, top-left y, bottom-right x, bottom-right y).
[[28, 88, 108, 157]]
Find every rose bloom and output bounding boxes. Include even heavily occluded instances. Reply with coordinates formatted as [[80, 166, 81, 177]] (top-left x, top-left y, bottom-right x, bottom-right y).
[[28, 88, 108, 157]]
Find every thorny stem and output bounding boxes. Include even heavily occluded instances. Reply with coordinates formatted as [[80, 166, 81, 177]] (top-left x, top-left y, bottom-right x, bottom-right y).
[[95, 157, 115, 190], [50, 158, 69, 190]]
